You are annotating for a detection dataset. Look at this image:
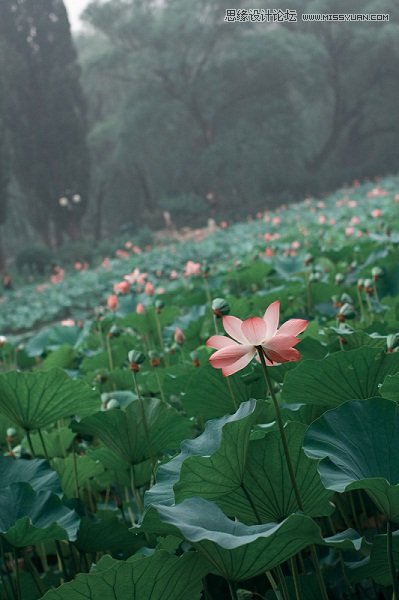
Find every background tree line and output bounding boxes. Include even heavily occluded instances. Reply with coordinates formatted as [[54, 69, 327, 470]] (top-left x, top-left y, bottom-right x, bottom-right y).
[[0, 0, 399, 267]]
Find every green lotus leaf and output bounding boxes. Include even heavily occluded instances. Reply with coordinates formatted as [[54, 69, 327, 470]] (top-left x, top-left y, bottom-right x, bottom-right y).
[[72, 398, 193, 465], [41, 548, 208, 600], [163, 363, 252, 420], [76, 512, 142, 555], [0, 369, 100, 431], [282, 348, 399, 408], [154, 497, 320, 581], [52, 455, 105, 498], [347, 530, 399, 585], [22, 427, 75, 458], [144, 400, 258, 508], [0, 482, 80, 546], [381, 372, 399, 401], [176, 420, 332, 522], [0, 456, 61, 494], [304, 398, 399, 521]]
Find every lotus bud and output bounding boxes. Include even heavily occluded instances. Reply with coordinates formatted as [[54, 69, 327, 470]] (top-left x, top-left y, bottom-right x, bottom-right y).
[[308, 272, 320, 283], [338, 303, 356, 321], [340, 293, 353, 305], [387, 334, 399, 353], [108, 325, 121, 339], [357, 278, 364, 290], [212, 298, 230, 318], [174, 327, 185, 345], [363, 278, 374, 295], [128, 350, 145, 372], [190, 350, 200, 368], [6, 427, 16, 438], [136, 303, 146, 314], [371, 266, 383, 281], [304, 253, 314, 266], [106, 398, 120, 410], [335, 273, 345, 285], [149, 350, 161, 367], [155, 299, 164, 314], [0, 335, 7, 347]]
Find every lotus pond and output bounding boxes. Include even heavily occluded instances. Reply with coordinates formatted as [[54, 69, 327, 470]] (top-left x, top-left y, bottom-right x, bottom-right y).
[[1, 177, 399, 599]]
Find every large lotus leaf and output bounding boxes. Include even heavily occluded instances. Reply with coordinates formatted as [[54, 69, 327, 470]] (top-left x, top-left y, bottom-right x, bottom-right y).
[[0, 456, 61, 494], [381, 372, 399, 401], [154, 498, 361, 582], [22, 427, 75, 458], [76, 512, 142, 555], [41, 548, 208, 600], [52, 455, 105, 498], [304, 398, 399, 521], [163, 363, 251, 420], [175, 421, 332, 522], [0, 482, 80, 546], [144, 400, 258, 508], [282, 348, 399, 408], [347, 530, 399, 586], [0, 369, 100, 430], [73, 398, 193, 465]]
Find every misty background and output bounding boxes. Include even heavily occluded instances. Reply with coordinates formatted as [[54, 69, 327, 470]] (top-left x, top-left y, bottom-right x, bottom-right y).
[[0, 0, 398, 271]]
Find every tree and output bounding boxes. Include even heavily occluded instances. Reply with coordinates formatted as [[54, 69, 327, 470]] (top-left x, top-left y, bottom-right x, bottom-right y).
[[0, 0, 90, 247]]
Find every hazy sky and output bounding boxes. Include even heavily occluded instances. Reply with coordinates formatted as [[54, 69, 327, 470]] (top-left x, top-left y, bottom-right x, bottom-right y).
[[64, 0, 91, 30]]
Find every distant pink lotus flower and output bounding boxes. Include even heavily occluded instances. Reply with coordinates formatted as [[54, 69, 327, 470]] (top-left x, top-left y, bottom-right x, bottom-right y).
[[348, 200, 357, 208], [101, 258, 111, 269], [350, 216, 360, 225], [113, 281, 130, 295], [174, 327, 185, 345], [144, 282, 155, 295], [371, 208, 382, 218], [115, 249, 129, 259], [207, 301, 308, 376], [170, 270, 178, 280], [329, 218, 336, 225], [124, 268, 147, 285], [272, 217, 281, 225], [264, 247, 274, 257], [184, 260, 201, 277], [345, 227, 355, 236], [107, 294, 119, 311], [318, 215, 326, 224], [61, 319, 75, 327], [136, 303, 146, 314], [291, 241, 301, 249]]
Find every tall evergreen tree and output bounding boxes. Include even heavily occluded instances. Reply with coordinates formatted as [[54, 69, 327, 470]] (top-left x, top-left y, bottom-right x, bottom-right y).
[[0, 0, 90, 246]]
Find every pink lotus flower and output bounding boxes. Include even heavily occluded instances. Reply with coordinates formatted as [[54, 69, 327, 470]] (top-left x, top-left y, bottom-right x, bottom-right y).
[[60, 319, 75, 327], [144, 282, 155, 296], [136, 303, 146, 314], [371, 208, 382, 218], [113, 281, 130, 295], [207, 301, 308, 376], [174, 327, 185, 345], [184, 260, 201, 277], [107, 294, 119, 311]]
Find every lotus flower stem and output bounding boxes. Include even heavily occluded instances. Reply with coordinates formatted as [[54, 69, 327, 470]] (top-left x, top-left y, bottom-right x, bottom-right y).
[[257, 347, 329, 600], [265, 571, 283, 600], [290, 556, 303, 600], [227, 580, 238, 600], [12, 547, 21, 600], [275, 565, 290, 600], [25, 430, 36, 458], [38, 428, 49, 461], [387, 521, 399, 599], [256, 347, 303, 509]]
